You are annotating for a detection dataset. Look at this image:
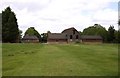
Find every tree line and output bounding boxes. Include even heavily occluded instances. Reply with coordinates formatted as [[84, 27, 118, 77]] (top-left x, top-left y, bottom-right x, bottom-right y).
[[2, 7, 120, 43], [81, 24, 120, 43]]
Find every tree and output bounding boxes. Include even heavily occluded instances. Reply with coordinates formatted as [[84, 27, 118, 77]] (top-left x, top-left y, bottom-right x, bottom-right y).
[[117, 19, 120, 43], [24, 27, 41, 42], [118, 19, 120, 25], [118, 30, 120, 43], [107, 25, 115, 43], [82, 24, 108, 42], [18, 30, 22, 43], [114, 30, 120, 43], [79, 31, 82, 35], [2, 6, 19, 43], [41, 33, 47, 43]]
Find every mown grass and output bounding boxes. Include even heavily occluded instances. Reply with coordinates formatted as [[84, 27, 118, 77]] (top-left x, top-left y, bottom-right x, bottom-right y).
[[2, 43, 118, 76]]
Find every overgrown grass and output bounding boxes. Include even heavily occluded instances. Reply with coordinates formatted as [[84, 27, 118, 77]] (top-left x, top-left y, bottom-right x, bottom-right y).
[[2, 43, 118, 76]]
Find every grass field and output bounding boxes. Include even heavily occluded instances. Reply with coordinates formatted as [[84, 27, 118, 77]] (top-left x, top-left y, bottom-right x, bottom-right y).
[[2, 43, 118, 76]]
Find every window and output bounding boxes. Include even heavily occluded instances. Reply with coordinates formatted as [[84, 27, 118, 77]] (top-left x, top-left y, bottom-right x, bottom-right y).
[[70, 35, 72, 39], [76, 35, 78, 39], [66, 35, 67, 37]]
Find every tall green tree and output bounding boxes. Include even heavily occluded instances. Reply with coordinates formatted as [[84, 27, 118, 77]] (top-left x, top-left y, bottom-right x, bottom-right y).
[[82, 24, 108, 42], [24, 27, 41, 42], [107, 25, 115, 43], [118, 30, 120, 43], [2, 7, 19, 43], [114, 30, 120, 43]]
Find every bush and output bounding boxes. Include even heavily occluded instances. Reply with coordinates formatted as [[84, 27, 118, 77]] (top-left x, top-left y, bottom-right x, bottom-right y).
[[75, 41, 80, 44]]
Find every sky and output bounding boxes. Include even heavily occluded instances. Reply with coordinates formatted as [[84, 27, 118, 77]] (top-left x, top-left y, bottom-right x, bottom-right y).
[[0, 0, 119, 35]]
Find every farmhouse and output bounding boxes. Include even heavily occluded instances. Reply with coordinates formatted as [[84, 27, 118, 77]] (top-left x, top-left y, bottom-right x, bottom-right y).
[[22, 34, 39, 43], [47, 27, 103, 43]]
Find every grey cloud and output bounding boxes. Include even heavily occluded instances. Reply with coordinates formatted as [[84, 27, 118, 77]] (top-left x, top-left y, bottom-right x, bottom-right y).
[[40, 17, 61, 22], [3, 0, 52, 12]]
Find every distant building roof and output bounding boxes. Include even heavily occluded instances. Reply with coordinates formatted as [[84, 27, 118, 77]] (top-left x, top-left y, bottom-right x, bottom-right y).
[[81, 35, 102, 39], [22, 34, 39, 40], [48, 33, 67, 39], [62, 27, 79, 33]]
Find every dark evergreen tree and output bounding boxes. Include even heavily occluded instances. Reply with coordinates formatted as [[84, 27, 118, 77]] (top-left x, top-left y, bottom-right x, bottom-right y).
[[118, 30, 120, 43], [2, 7, 19, 43], [114, 30, 120, 43], [107, 25, 115, 43]]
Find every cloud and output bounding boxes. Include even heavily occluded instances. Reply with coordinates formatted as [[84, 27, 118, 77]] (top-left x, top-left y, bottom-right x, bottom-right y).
[[1, 0, 119, 34], [93, 10, 117, 22]]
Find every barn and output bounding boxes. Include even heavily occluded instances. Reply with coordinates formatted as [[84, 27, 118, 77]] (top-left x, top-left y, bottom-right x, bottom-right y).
[[81, 35, 103, 43], [47, 27, 81, 43], [47, 33, 67, 44], [22, 34, 39, 43], [47, 27, 103, 44], [62, 27, 81, 43]]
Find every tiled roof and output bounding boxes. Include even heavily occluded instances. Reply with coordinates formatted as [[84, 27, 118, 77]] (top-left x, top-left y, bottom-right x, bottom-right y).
[[48, 33, 67, 39], [81, 35, 102, 39], [22, 34, 39, 40], [61, 27, 79, 33]]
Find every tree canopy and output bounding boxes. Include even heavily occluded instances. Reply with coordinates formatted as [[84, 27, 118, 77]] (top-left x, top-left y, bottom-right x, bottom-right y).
[[24, 27, 41, 41], [2, 6, 19, 43], [107, 25, 115, 43], [82, 24, 108, 42]]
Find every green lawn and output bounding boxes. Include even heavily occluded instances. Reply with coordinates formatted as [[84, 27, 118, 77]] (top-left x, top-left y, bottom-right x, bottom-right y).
[[2, 43, 118, 76]]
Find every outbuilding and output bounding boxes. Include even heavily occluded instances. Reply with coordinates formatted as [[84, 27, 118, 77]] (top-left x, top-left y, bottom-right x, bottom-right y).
[[81, 35, 103, 43], [22, 34, 39, 43]]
